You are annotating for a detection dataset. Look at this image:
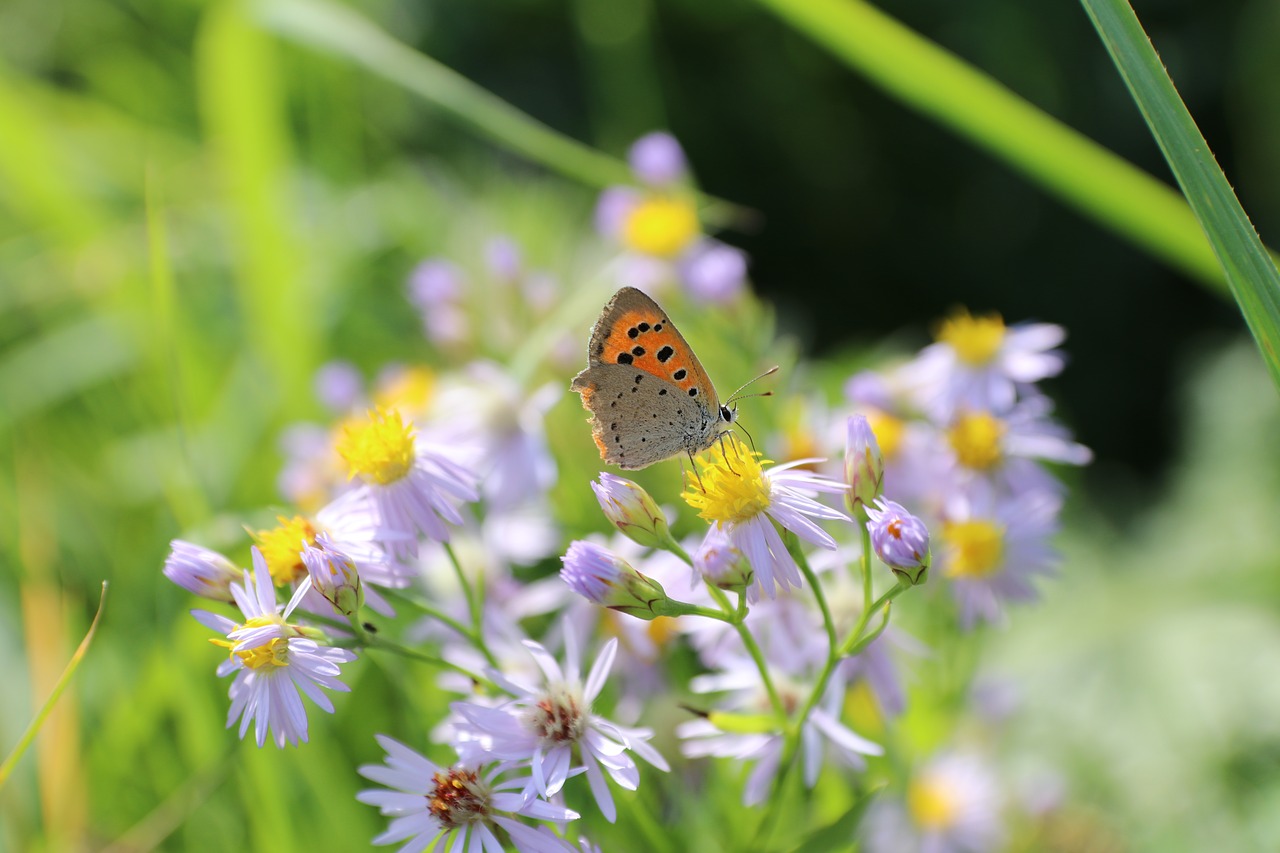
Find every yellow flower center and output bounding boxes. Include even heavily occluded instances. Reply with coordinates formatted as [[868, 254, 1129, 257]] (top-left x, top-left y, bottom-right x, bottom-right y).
[[682, 437, 772, 525], [935, 309, 1006, 365], [336, 408, 416, 485], [843, 679, 885, 738], [907, 774, 961, 831], [947, 411, 1006, 470], [622, 195, 700, 258], [942, 520, 1005, 579], [865, 410, 904, 460], [251, 515, 318, 586], [209, 616, 292, 670], [373, 365, 436, 416]]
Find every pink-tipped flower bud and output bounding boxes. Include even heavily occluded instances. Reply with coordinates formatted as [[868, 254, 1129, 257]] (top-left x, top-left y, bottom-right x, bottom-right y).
[[591, 472, 671, 549], [301, 535, 363, 617], [866, 498, 931, 585], [163, 540, 241, 603], [845, 414, 884, 517], [560, 540, 668, 620]]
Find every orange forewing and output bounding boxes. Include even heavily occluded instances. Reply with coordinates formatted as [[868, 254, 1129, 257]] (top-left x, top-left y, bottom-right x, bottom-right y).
[[592, 304, 716, 403]]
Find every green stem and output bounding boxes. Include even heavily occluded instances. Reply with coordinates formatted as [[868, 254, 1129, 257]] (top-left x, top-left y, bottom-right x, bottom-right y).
[[789, 533, 836, 653], [706, 584, 785, 720], [359, 634, 501, 691]]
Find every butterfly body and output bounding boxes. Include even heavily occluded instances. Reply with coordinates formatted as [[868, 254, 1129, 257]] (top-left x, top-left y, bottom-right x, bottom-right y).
[[572, 287, 734, 469]]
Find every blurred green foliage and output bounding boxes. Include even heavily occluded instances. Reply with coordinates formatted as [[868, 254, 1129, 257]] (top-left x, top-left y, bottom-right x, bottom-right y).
[[1, 0, 1278, 850]]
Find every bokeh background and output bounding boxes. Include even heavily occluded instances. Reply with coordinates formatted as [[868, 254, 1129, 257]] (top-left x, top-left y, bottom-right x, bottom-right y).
[[2, 0, 1279, 850]]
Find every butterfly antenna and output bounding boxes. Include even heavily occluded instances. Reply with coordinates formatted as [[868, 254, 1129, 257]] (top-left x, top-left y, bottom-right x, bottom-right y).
[[725, 365, 780, 405]]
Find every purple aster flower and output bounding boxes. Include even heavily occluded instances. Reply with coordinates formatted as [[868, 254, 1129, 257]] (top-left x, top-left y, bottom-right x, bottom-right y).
[[484, 235, 523, 282], [357, 735, 579, 853], [559, 540, 668, 619], [451, 626, 669, 823], [190, 549, 355, 748], [628, 132, 687, 185], [163, 540, 241, 603], [683, 437, 851, 601], [939, 490, 1061, 627], [313, 360, 364, 413], [679, 240, 747, 303], [899, 308, 1066, 420]]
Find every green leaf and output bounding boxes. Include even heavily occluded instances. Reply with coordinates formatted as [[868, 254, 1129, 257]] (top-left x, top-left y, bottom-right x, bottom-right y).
[[1079, 0, 1280, 392]]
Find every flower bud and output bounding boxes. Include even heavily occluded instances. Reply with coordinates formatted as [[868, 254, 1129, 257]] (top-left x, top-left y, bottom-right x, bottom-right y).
[[693, 525, 752, 591], [560, 540, 668, 620], [300, 535, 363, 618], [865, 498, 931, 585], [163, 540, 241, 603], [591, 473, 671, 549], [845, 414, 884, 517]]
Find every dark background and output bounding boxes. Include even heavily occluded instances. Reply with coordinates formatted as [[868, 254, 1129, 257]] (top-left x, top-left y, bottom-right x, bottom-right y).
[[407, 0, 1276, 499]]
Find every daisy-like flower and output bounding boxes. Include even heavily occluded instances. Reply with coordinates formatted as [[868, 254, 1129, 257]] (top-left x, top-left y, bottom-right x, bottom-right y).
[[163, 540, 241, 602], [899, 308, 1066, 420], [451, 628, 669, 822], [191, 548, 355, 748], [683, 436, 850, 600], [357, 735, 579, 853], [938, 395, 1092, 512], [861, 752, 1004, 853], [334, 407, 479, 558], [678, 659, 883, 806], [938, 490, 1061, 627], [594, 134, 747, 301]]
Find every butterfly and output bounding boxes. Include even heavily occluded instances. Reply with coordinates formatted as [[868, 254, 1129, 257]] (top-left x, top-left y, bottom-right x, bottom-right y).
[[571, 287, 773, 470]]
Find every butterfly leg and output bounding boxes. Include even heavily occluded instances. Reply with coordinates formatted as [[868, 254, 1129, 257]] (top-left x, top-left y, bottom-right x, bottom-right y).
[[717, 432, 741, 475], [685, 451, 706, 492]]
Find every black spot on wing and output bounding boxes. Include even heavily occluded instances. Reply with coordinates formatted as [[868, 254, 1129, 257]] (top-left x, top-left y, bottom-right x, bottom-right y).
[[657, 345, 674, 363], [617, 353, 633, 365], [673, 369, 687, 381], [628, 327, 639, 339], [632, 346, 645, 357]]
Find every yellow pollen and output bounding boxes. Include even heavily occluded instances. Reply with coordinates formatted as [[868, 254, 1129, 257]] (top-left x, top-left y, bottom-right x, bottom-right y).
[[682, 437, 772, 525], [336, 408, 416, 485], [843, 680, 885, 738], [622, 195, 700, 258], [373, 366, 436, 416], [942, 520, 1005, 579], [236, 636, 291, 670], [907, 774, 961, 831], [865, 410, 904, 459], [251, 515, 318, 586], [935, 309, 1006, 365], [947, 412, 1006, 470], [646, 616, 679, 648]]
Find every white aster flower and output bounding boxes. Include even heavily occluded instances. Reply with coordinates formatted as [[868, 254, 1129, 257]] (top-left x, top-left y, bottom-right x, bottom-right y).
[[862, 752, 1004, 853], [191, 548, 355, 748], [357, 735, 578, 853], [334, 407, 479, 558], [683, 436, 851, 601], [451, 626, 669, 822], [899, 308, 1065, 420]]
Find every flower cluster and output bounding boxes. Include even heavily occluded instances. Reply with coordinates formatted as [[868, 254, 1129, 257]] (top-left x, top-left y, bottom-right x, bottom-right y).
[[160, 133, 1091, 850]]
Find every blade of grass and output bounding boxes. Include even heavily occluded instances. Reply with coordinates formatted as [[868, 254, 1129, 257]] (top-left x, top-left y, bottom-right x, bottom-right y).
[[1079, 0, 1280, 391], [195, 0, 313, 410], [254, 0, 745, 225], [0, 582, 108, 789], [751, 0, 1244, 292]]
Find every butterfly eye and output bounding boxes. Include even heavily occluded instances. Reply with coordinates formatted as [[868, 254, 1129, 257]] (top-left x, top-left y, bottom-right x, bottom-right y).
[[720, 405, 735, 423]]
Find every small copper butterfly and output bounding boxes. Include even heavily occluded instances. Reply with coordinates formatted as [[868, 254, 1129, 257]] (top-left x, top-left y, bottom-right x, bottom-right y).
[[572, 287, 772, 469]]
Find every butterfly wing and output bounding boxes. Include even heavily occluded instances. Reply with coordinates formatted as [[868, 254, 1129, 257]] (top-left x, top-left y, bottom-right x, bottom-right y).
[[581, 287, 720, 410], [572, 364, 720, 469]]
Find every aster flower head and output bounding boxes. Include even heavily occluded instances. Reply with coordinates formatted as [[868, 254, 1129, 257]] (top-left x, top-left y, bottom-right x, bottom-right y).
[[591, 472, 670, 549], [300, 534, 363, 618], [335, 407, 479, 556], [940, 490, 1061, 627], [693, 523, 752, 591], [683, 436, 850, 600], [560, 540, 669, 620], [866, 498, 931, 585], [190, 548, 355, 747], [901, 308, 1066, 420], [451, 626, 669, 822], [357, 735, 579, 853], [163, 540, 241, 603], [862, 752, 1004, 853]]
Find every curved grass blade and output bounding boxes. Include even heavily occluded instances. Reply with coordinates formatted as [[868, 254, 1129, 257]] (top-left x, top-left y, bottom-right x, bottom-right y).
[[0, 582, 108, 789], [1079, 0, 1280, 392], [751, 0, 1234, 292]]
